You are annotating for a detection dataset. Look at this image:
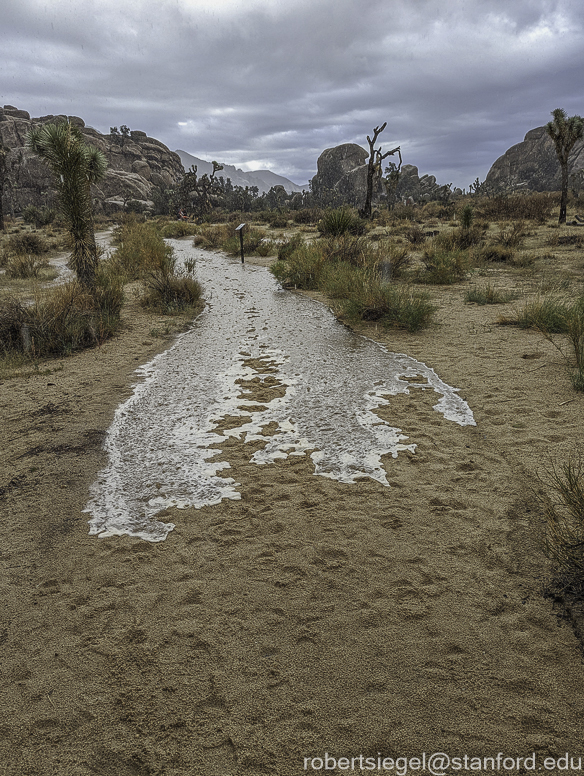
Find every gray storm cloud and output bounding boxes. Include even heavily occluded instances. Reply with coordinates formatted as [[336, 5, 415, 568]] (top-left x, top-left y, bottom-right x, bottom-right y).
[[2, 0, 583, 186]]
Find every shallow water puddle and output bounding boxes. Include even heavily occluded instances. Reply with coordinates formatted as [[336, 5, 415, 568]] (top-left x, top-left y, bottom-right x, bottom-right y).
[[85, 242, 475, 542]]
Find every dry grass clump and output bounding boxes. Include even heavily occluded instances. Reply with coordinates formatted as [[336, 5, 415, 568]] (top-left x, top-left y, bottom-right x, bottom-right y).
[[494, 221, 529, 248], [540, 455, 584, 602], [158, 220, 199, 239], [0, 275, 123, 358], [193, 224, 232, 249], [270, 236, 432, 331], [140, 253, 203, 314], [475, 192, 556, 223], [4, 254, 51, 279], [499, 295, 584, 390], [335, 279, 435, 332], [109, 218, 173, 280], [5, 232, 48, 256], [415, 246, 469, 284], [464, 284, 519, 305]]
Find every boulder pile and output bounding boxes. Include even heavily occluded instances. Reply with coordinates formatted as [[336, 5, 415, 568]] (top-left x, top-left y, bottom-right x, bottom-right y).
[[0, 105, 184, 215]]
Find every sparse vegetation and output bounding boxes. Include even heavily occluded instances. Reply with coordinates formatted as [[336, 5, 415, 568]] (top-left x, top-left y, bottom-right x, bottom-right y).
[[464, 284, 518, 305], [540, 454, 584, 601], [318, 207, 367, 237]]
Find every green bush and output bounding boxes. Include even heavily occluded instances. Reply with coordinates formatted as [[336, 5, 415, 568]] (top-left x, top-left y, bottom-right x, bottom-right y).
[[540, 455, 584, 596], [193, 224, 232, 249], [435, 224, 484, 251], [277, 233, 304, 261], [464, 284, 518, 305], [159, 221, 198, 238], [495, 221, 528, 248], [0, 279, 123, 358], [6, 232, 48, 255], [336, 278, 435, 332], [293, 208, 323, 224], [476, 244, 515, 262], [110, 219, 173, 280], [270, 243, 325, 289], [476, 193, 556, 223], [140, 253, 202, 314], [459, 204, 475, 230], [23, 205, 57, 227], [5, 254, 51, 279], [416, 247, 469, 284], [318, 207, 367, 236], [222, 227, 271, 257]]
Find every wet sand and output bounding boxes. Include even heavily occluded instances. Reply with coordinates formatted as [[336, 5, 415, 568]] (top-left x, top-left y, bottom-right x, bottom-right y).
[[1, 250, 583, 775]]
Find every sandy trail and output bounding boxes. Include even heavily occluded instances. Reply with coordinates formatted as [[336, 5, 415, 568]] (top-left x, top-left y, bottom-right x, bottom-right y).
[[1, 248, 583, 775]]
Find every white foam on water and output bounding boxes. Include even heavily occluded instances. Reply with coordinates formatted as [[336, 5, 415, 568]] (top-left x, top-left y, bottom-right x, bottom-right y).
[[85, 242, 475, 542]]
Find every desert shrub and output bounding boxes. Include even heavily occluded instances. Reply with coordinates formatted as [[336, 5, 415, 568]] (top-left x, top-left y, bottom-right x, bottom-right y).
[[319, 235, 376, 267], [193, 224, 232, 249], [319, 262, 367, 299], [416, 247, 469, 284], [22, 205, 57, 227], [540, 455, 584, 597], [476, 192, 556, 222], [404, 224, 426, 245], [336, 278, 435, 332], [110, 220, 173, 280], [5, 254, 50, 279], [0, 279, 123, 357], [6, 232, 48, 255], [547, 232, 584, 248], [264, 211, 290, 228], [434, 224, 483, 251], [459, 204, 475, 230], [318, 207, 367, 236], [476, 244, 515, 262], [377, 245, 411, 280], [503, 296, 572, 333], [140, 253, 202, 314], [270, 243, 324, 289], [293, 208, 323, 224], [159, 221, 198, 238], [500, 295, 584, 389], [418, 201, 454, 220], [277, 233, 304, 261], [495, 221, 528, 248], [222, 227, 272, 257], [508, 252, 536, 268], [465, 284, 518, 305]]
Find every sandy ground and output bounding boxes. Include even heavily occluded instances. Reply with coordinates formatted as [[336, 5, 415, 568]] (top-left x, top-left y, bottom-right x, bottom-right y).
[[1, 245, 584, 775]]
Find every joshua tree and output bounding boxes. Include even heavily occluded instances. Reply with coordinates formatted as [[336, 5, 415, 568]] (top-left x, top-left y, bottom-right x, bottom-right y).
[[360, 123, 400, 219], [27, 121, 108, 288], [546, 108, 584, 224]]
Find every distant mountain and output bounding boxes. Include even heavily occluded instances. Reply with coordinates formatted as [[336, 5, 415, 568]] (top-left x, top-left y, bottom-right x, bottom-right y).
[[175, 150, 306, 194]]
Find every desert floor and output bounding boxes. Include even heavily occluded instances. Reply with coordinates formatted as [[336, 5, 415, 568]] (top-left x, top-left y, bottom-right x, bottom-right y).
[[1, 232, 584, 775]]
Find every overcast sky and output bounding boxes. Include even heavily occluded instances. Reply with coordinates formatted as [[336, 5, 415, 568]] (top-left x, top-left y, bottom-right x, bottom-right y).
[[2, 0, 583, 188]]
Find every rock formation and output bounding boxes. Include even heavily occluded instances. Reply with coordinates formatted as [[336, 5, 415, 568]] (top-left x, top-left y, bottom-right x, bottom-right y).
[[485, 125, 584, 192], [310, 143, 460, 206], [0, 105, 184, 215]]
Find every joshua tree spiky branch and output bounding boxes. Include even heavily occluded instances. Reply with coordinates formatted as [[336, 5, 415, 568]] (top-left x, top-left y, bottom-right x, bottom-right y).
[[27, 121, 108, 288], [360, 123, 400, 219], [546, 108, 584, 225]]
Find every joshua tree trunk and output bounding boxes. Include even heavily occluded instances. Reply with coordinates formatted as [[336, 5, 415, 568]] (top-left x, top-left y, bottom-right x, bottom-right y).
[[546, 108, 584, 225], [361, 123, 400, 219]]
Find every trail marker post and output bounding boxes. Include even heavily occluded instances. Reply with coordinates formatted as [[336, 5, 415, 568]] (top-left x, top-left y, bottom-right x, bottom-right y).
[[235, 223, 246, 263]]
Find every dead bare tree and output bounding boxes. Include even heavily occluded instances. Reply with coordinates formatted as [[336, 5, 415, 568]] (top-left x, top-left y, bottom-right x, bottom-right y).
[[360, 123, 400, 219]]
